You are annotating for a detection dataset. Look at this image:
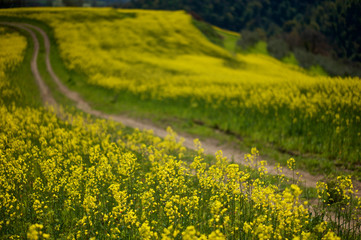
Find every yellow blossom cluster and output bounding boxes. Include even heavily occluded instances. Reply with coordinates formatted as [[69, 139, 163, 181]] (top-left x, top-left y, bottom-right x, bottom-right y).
[[27, 224, 50, 240]]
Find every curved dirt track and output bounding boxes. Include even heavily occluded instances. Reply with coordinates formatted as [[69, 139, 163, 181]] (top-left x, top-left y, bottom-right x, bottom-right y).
[[2, 22, 353, 191]]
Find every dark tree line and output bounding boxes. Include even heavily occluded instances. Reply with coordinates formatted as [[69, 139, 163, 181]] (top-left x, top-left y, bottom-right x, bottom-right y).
[[0, 0, 127, 8], [127, 0, 361, 71]]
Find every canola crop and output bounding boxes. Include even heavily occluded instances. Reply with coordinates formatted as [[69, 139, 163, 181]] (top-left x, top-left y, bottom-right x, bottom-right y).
[[3, 104, 358, 239], [1, 8, 361, 166], [0, 27, 27, 105], [2, 104, 359, 239], [0, 18, 360, 239]]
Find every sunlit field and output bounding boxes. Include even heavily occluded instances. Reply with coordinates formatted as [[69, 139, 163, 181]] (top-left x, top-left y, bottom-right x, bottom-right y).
[[1, 8, 361, 239], [4, 103, 360, 239], [0, 35, 359, 238], [2, 8, 360, 172]]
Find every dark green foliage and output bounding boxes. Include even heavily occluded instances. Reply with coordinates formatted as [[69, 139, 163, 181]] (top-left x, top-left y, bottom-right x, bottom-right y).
[[126, 0, 361, 76], [267, 37, 289, 60], [192, 19, 223, 47], [313, 0, 361, 62], [237, 28, 266, 51], [62, 0, 83, 6], [294, 48, 361, 77]]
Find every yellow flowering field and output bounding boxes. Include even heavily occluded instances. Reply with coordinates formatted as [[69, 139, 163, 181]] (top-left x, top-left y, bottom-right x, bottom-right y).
[[0, 27, 27, 105], [0, 22, 360, 239], [2, 105, 361, 239], [1, 8, 361, 171]]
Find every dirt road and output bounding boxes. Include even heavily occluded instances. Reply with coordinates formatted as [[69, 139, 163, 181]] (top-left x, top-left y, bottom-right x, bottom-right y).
[[2, 22, 338, 190]]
